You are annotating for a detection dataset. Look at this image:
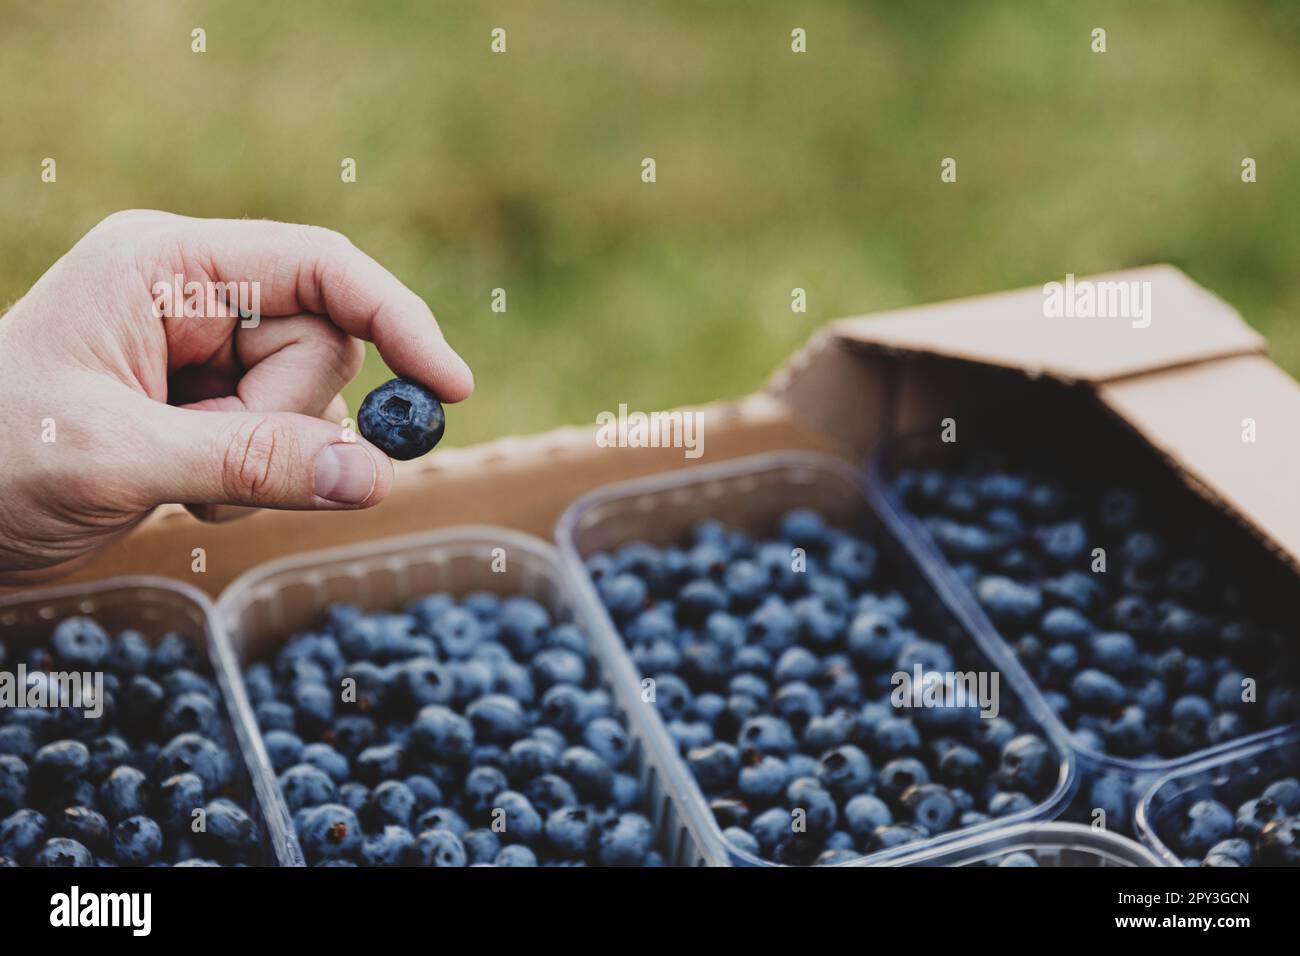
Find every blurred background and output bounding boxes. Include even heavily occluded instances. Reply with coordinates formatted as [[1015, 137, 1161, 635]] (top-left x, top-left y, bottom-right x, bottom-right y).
[[2, 0, 1298, 446]]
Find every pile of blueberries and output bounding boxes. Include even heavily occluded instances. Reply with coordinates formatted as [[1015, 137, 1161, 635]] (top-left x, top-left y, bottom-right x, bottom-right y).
[[0, 620, 262, 866], [586, 509, 1061, 865], [248, 594, 660, 866], [1158, 775, 1300, 866], [892, 461, 1300, 761]]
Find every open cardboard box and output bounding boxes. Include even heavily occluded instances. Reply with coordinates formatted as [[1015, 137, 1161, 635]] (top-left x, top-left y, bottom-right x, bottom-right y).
[[15, 264, 1299, 597]]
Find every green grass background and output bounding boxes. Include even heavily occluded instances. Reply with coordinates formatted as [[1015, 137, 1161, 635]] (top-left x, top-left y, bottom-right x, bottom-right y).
[[3, 1, 1298, 446]]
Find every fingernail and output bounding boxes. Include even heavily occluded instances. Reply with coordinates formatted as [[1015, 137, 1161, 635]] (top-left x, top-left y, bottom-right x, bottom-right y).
[[314, 443, 377, 504]]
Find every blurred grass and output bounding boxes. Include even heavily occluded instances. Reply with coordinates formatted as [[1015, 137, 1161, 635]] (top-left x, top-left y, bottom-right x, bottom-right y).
[[2, 0, 1298, 446]]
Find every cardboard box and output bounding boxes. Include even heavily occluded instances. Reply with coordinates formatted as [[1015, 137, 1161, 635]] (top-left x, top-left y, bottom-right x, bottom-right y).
[[18, 264, 1299, 597]]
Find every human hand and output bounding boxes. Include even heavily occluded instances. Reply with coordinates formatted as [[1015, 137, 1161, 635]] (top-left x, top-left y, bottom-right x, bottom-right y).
[[0, 210, 473, 584]]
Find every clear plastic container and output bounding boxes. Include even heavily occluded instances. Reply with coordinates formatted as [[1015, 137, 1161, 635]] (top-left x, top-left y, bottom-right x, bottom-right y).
[[867, 428, 1300, 792], [885, 821, 1162, 866], [555, 451, 1076, 866], [1135, 727, 1300, 866], [213, 525, 710, 866], [0, 576, 301, 866]]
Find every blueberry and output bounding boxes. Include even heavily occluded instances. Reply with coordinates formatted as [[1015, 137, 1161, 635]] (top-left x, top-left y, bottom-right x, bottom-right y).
[[872, 718, 921, 758], [1256, 818, 1300, 866], [254, 697, 296, 733], [279, 764, 336, 812], [262, 730, 305, 774], [867, 823, 926, 852], [539, 684, 589, 732], [112, 815, 162, 866], [494, 844, 538, 867], [159, 773, 206, 829], [58, 806, 110, 853], [723, 825, 761, 856], [745, 599, 798, 652], [1087, 773, 1128, 825], [299, 804, 361, 862], [360, 825, 416, 867], [470, 698, 532, 750], [975, 576, 1042, 622], [1262, 778, 1300, 814], [337, 782, 370, 814], [1040, 607, 1092, 643], [32, 836, 94, 867], [162, 692, 223, 740], [0, 727, 36, 763], [411, 706, 474, 762], [597, 812, 655, 865], [816, 745, 873, 800], [844, 793, 892, 838], [300, 743, 350, 784], [749, 806, 793, 852], [330, 715, 378, 758], [490, 790, 542, 843], [899, 783, 957, 833], [987, 791, 1034, 817], [582, 717, 631, 768], [443, 828, 493, 866], [524, 774, 578, 817], [559, 747, 614, 802], [31, 740, 90, 786], [0, 809, 48, 862], [202, 798, 259, 859], [109, 630, 152, 674], [495, 598, 551, 659], [938, 744, 984, 790], [877, 757, 930, 805], [0, 756, 26, 814], [1069, 669, 1126, 712], [1180, 800, 1236, 856], [98, 766, 151, 821], [1204, 837, 1253, 867], [827, 538, 877, 586], [786, 778, 838, 834], [738, 716, 797, 756], [545, 807, 596, 858], [996, 735, 1053, 793], [51, 617, 111, 667], [361, 780, 416, 830], [738, 755, 790, 805], [357, 377, 445, 460]]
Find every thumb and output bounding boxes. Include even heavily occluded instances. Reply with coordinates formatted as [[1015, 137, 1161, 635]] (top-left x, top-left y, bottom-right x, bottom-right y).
[[132, 403, 394, 510]]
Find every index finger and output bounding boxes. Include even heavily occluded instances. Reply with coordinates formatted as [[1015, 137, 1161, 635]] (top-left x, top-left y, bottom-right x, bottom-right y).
[[163, 215, 474, 403]]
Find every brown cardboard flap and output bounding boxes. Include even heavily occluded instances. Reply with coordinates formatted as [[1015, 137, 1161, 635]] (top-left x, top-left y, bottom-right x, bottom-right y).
[[827, 265, 1266, 384], [1100, 355, 1300, 570]]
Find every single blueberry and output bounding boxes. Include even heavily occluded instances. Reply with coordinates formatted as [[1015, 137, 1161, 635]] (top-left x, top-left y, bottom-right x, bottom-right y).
[[357, 377, 446, 460]]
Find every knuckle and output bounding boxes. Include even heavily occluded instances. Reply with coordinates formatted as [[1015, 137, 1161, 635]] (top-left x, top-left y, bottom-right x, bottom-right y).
[[305, 225, 352, 249], [222, 417, 294, 502], [90, 209, 168, 234]]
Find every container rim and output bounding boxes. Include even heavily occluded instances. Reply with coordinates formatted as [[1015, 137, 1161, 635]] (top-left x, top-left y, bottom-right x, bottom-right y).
[[215, 524, 560, 624], [882, 820, 1164, 867]]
